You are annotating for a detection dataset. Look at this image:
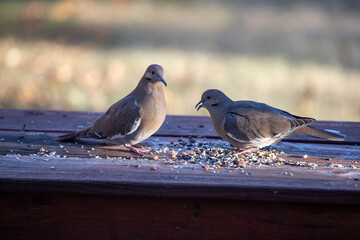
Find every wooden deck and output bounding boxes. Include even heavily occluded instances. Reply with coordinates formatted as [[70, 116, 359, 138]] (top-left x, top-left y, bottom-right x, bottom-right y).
[[0, 108, 360, 240]]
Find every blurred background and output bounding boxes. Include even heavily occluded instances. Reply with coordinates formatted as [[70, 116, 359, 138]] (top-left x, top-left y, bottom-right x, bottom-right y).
[[0, 0, 359, 121]]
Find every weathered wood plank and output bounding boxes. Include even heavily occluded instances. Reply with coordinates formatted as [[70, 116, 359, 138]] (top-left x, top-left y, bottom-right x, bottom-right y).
[[0, 109, 359, 239], [0, 194, 360, 240], [1, 193, 360, 240], [0, 109, 359, 143], [1, 130, 359, 161], [0, 130, 358, 204], [0, 141, 359, 204], [0, 109, 359, 203]]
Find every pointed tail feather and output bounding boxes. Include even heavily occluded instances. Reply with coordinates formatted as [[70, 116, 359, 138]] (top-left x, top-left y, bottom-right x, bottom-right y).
[[55, 132, 78, 142], [56, 127, 103, 142], [295, 126, 346, 141]]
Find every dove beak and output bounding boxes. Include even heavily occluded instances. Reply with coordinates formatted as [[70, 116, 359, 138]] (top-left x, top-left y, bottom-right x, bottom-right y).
[[195, 100, 204, 111], [158, 76, 167, 87]]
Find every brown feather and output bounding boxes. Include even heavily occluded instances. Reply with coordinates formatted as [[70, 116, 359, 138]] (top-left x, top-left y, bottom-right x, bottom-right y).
[[55, 64, 167, 146], [55, 132, 77, 142], [295, 126, 345, 140], [198, 89, 345, 150]]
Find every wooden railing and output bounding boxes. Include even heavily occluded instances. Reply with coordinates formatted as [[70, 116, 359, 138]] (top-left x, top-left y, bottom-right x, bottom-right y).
[[0, 109, 359, 239]]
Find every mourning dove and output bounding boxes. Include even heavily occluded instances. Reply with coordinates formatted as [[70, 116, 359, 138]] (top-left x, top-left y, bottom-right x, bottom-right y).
[[56, 64, 167, 154], [196, 89, 345, 151]]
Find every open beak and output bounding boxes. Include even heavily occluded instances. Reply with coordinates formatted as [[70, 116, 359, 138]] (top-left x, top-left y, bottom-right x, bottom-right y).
[[195, 100, 204, 111], [159, 76, 167, 87]]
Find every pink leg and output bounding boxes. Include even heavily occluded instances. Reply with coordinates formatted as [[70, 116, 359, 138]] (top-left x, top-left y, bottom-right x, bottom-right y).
[[125, 144, 150, 155], [132, 143, 150, 147], [237, 147, 258, 154]]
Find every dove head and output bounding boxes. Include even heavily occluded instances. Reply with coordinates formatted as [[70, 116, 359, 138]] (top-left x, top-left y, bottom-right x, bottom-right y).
[[142, 64, 167, 87], [196, 89, 232, 113]]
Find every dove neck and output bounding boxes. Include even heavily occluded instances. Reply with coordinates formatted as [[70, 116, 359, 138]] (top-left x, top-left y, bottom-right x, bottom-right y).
[[133, 80, 164, 100], [208, 100, 232, 122]]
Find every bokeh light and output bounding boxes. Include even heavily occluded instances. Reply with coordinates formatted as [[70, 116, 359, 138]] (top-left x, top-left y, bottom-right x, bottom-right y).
[[0, 0, 359, 121]]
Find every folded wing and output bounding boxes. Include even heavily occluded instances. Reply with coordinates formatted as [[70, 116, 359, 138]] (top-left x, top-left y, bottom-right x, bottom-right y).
[[223, 102, 314, 144]]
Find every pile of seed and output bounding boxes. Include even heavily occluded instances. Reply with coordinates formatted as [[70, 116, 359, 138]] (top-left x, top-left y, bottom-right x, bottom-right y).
[[148, 138, 285, 170], [5, 137, 357, 171]]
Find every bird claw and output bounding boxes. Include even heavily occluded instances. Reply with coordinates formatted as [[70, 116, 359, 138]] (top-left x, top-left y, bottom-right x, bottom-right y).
[[236, 147, 258, 154], [125, 144, 150, 155], [133, 142, 151, 147]]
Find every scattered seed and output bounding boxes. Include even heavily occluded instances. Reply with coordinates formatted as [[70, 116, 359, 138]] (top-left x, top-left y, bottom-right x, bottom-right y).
[[238, 160, 246, 166], [170, 151, 178, 157], [150, 166, 157, 171], [187, 151, 196, 156]]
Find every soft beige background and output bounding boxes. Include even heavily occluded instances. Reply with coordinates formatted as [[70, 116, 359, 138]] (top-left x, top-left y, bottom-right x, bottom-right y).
[[1, 0, 360, 121]]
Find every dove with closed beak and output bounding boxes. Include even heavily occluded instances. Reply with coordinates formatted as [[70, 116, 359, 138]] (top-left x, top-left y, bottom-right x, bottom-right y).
[[56, 64, 167, 154]]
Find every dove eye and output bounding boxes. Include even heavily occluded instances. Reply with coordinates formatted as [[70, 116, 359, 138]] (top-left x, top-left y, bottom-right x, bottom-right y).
[[207, 96, 211, 99], [151, 71, 155, 75]]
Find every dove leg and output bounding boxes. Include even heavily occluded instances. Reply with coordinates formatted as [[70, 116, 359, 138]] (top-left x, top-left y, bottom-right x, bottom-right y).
[[103, 139, 123, 145], [124, 144, 150, 155], [237, 147, 258, 154], [103, 140, 150, 155], [132, 142, 151, 147]]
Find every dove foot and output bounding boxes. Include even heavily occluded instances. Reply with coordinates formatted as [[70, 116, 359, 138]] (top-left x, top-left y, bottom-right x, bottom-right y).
[[132, 143, 151, 147], [125, 144, 150, 155], [237, 147, 258, 154]]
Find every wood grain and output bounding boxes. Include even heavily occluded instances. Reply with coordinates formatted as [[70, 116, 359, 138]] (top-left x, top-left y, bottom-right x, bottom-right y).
[[0, 109, 359, 239], [1, 193, 360, 240], [0, 109, 359, 143], [0, 139, 359, 204]]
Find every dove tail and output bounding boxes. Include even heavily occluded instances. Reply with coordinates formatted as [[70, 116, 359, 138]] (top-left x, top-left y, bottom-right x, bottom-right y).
[[56, 127, 104, 142], [55, 127, 93, 142], [295, 126, 346, 141], [55, 131, 78, 142]]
